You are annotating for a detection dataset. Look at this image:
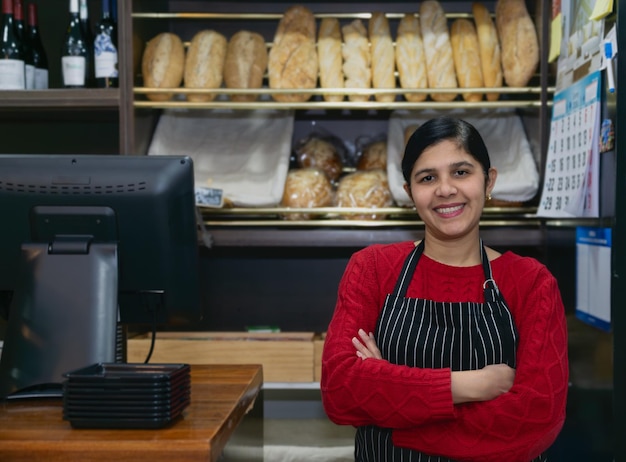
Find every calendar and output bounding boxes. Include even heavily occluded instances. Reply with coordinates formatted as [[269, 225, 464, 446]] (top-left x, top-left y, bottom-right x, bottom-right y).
[[537, 71, 601, 217]]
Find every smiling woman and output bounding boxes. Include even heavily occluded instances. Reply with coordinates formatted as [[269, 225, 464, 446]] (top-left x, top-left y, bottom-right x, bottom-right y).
[[321, 116, 569, 462]]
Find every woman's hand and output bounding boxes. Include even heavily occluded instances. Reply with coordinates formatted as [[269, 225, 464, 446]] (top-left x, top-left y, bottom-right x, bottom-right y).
[[451, 364, 516, 404], [352, 328, 382, 360]]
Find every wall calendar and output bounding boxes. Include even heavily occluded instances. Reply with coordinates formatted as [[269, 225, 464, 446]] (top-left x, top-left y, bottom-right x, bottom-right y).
[[537, 70, 601, 217]]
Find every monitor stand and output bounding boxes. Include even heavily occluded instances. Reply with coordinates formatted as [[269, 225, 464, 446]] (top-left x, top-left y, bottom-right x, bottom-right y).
[[0, 239, 119, 399]]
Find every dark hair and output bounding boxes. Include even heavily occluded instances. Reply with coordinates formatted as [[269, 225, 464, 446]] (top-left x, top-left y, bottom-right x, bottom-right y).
[[402, 116, 491, 184]]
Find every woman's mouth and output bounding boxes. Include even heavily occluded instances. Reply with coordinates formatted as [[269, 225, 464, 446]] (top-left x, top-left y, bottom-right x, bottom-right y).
[[434, 204, 464, 216]]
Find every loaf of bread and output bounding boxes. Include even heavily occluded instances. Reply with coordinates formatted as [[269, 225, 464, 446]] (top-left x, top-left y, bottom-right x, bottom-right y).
[[184, 30, 227, 102], [472, 2, 503, 101], [419, 0, 458, 102], [268, 5, 318, 102], [357, 140, 387, 170], [369, 12, 395, 103], [495, 0, 539, 87], [395, 14, 427, 102], [317, 17, 344, 102], [342, 19, 371, 102], [335, 170, 394, 220], [450, 18, 484, 102], [142, 32, 185, 101], [281, 168, 334, 220], [295, 137, 344, 182], [223, 30, 268, 102]]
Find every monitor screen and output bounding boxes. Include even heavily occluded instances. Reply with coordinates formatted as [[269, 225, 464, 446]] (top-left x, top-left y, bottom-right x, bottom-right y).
[[0, 154, 201, 398]]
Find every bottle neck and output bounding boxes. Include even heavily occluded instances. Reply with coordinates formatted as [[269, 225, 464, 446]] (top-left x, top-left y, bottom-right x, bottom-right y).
[[13, 0, 23, 21], [2, 0, 13, 15], [69, 0, 79, 14], [27, 3, 37, 27]]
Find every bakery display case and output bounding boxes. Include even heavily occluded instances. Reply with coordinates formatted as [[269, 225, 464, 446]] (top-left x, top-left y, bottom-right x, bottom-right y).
[[127, 0, 562, 248]]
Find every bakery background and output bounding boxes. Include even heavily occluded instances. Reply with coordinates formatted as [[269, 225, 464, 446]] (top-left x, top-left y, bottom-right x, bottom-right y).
[[138, 1, 546, 223], [0, 0, 618, 460]]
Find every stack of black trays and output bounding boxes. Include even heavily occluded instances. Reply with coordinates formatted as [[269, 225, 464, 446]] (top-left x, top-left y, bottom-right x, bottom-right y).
[[62, 363, 191, 429]]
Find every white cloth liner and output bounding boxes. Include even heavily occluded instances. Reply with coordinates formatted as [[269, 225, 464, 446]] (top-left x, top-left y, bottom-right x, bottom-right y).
[[148, 109, 294, 207], [386, 108, 540, 206]]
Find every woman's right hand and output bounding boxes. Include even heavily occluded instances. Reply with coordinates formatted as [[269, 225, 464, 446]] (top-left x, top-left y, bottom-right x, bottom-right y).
[[451, 364, 516, 404]]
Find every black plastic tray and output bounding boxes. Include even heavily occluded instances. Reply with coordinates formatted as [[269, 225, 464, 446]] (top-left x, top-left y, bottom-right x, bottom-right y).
[[63, 363, 190, 384]]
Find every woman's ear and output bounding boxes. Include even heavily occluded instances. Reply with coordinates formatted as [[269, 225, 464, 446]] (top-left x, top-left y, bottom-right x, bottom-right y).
[[486, 167, 498, 197], [403, 182, 412, 200]]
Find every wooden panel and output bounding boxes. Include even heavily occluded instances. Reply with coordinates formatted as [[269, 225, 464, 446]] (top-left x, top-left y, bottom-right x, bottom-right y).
[[128, 332, 315, 382]]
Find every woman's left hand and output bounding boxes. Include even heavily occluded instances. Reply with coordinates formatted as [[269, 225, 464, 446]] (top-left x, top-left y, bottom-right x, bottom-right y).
[[352, 328, 382, 360]]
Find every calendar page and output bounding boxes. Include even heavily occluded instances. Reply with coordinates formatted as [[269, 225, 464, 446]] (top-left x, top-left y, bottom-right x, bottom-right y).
[[537, 71, 601, 217]]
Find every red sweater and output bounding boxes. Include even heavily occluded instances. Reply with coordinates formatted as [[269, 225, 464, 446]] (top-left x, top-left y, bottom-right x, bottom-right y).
[[321, 241, 568, 462]]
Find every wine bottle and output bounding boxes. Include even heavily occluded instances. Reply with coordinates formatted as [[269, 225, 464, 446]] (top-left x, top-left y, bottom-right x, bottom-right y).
[[79, 0, 93, 86], [27, 3, 48, 89], [12, 0, 33, 89], [94, 0, 118, 88], [0, 0, 25, 89], [61, 0, 88, 88]]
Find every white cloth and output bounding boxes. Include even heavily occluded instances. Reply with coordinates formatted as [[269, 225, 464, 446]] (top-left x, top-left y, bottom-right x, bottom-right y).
[[387, 108, 540, 206], [148, 109, 294, 207]]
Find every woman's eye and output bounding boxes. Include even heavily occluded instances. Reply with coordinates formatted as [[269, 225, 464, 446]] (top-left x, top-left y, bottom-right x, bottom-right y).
[[419, 175, 434, 183], [454, 170, 469, 177]]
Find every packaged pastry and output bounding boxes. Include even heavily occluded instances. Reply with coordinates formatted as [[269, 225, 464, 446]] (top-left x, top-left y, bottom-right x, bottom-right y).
[[356, 136, 387, 171], [141, 32, 185, 101], [281, 168, 334, 220], [294, 134, 345, 182], [184, 30, 227, 102], [335, 170, 394, 220]]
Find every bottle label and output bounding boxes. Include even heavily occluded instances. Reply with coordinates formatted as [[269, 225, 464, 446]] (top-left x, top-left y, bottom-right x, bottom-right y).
[[94, 34, 118, 78], [34, 68, 48, 89], [0, 59, 26, 90], [25, 64, 35, 89], [62, 56, 86, 86]]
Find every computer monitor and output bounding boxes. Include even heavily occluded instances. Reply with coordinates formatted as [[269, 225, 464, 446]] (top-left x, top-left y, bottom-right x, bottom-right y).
[[0, 154, 201, 398]]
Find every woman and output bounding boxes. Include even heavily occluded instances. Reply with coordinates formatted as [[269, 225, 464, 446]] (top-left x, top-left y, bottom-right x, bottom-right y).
[[321, 116, 568, 462]]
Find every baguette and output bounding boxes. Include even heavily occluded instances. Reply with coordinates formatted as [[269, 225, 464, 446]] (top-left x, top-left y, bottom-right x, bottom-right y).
[[495, 0, 539, 87], [142, 32, 185, 102], [450, 18, 484, 102], [395, 14, 427, 102], [317, 17, 344, 102], [369, 12, 396, 102], [419, 0, 458, 102], [184, 30, 227, 102], [472, 2, 502, 100], [342, 19, 371, 102], [268, 5, 318, 102], [223, 30, 268, 102]]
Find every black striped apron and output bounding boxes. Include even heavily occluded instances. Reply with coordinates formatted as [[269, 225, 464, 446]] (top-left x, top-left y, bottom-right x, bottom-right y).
[[355, 240, 546, 462]]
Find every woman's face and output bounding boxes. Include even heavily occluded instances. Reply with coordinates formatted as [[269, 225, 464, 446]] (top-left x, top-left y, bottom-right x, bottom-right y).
[[403, 139, 497, 241]]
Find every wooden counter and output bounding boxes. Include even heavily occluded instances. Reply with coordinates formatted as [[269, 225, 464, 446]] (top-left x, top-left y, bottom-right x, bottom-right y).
[[0, 364, 263, 462]]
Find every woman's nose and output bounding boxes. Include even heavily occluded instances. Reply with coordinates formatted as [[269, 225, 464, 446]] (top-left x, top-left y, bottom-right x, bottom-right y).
[[436, 176, 457, 196]]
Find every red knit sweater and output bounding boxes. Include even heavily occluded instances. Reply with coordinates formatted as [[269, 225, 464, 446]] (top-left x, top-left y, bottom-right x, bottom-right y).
[[321, 241, 568, 462]]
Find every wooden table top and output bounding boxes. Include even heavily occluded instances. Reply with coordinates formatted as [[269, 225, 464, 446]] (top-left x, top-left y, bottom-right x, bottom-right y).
[[0, 364, 263, 462]]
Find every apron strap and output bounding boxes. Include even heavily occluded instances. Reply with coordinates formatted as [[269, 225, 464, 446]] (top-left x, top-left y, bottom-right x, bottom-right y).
[[391, 240, 424, 298]]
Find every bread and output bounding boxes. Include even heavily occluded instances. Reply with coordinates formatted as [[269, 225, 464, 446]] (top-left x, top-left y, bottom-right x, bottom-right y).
[[369, 12, 396, 102], [281, 168, 334, 220], [495, 0, 539, 87], [472, 2, 503, 100], [317, 17, 344, 102], [450, 19, 484, 102], [419, 0, 458, 102], [335, 170, 394, 220], [357, 140, 387, 170], [342, 19, 371, 102], [184, 30, 227, 102], [395, 14, 428, 102], [268, 5, 318, 102], [295, 137, 343, 182], [223, 30, 268, 102], [142, 32, 185, 101]]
